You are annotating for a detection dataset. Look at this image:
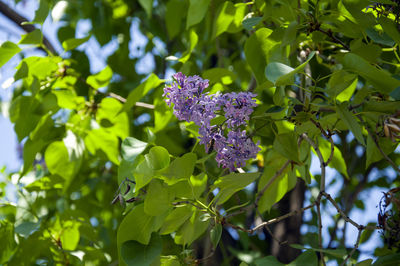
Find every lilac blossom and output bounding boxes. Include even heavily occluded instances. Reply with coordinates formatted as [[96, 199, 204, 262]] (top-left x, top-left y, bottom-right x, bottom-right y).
[[220, 92, 258, 128], [214, 130, 261, 171], [163, 72, 259, 171]]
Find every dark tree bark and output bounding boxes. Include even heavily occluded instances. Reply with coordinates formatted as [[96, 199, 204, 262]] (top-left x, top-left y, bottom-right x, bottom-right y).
[[271, 179, 306, 263]]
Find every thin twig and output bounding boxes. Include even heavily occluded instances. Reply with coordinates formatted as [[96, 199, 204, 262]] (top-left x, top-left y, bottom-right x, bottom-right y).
[[340, 227, 363, 266], [322, 192, 379, 231], [224, 203, 316, 234], [315, 193, 326, 266], [317, 28, 350, 50]]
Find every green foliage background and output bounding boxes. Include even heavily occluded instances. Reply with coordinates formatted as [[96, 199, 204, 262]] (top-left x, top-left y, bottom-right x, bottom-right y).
[[1, 0, 400, 265]]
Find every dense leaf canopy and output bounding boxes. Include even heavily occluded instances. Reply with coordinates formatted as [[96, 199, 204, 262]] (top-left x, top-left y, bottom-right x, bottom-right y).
[[1, 0, 400, 265]]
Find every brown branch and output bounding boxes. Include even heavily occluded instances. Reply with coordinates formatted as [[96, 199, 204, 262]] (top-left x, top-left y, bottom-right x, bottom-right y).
[[315, 193, 326, 266], [340, 227, 363, 266], [317, 28, 350, 51], [322, 192, 379, 231], [224, 203, 316, 234], [0, 1, 57, 55]]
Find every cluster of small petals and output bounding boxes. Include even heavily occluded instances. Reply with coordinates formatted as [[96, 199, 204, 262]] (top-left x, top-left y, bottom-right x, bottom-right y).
[[164, 72, 259, 171], [162, 72, 210, 122], [215, 130, 261, 171], [221, 92, 258, 128]]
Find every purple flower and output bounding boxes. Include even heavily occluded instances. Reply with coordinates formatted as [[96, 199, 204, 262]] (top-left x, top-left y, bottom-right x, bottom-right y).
[[214, 130, 261, 171], [163, 72, 210, 122], [164, 72, 259, 171], [222, 92, 258, 128]]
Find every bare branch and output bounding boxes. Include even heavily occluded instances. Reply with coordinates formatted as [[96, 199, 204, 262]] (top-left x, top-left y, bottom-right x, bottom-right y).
[[340, 227, 363, 266], [322, 192, 379, 231], [224, 203, 316, 234]]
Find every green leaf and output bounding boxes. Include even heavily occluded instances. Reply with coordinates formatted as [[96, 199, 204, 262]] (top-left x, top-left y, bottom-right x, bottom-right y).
[[273, 132, 300, 162], [389, 87, 400, 100], [343, 53, 400, 94], [203, 68, 237, 85], [144, 179, 173, 216], [19, 29, 43, 45], [174, 210, 209, 245], [254, 256, 283, 266], [266, 51, 315, 86], [14, 61, 28, 80], [363, 101, 400, 114], [96, 97, 129, 139], [290, 244, 346, 258], [190, 173, 208, 198], [318, 138, 349, 178], [0, 41, 21, 68], [85, 129, 120, 165], [165, 0, 187, 39], [121, 137, 148, 162], [356, 259, 373, 266], [44, 131, 83, 190], [214, 1, 235, 38], [138, 0, 154, 17], [288, 250, 318, 266], [179, 29, 198, 63], [210, 224, 222, 248], [186, 0, 210, 29], [86, 65, 113, 89], [135, 159, 155, 191], [25, 175, 64, 192], [372, 253, 400, 265], [366, 135, 396, 168], [325, 70, 358, 100], [60, 220, 80, 251], [336, 102, 365, 146], [162, 153, 197, 185], [213, 172, 260, 204], [257, 151, 297, 213], [0, 204, 16, 222], [0, 221, 16, 264], [62, 35, 91, 51], [365, 27, 395, 47], [121, 234, 162, 266], [32, 0, 49, 24], [154, 97, 173, 133], [120, 73, 163, 113], [15, 221, 40, 238], [242, 17, 263, 31], [379, 16, 400, 46], [145, 146, 170, 171], [244, 28, 275, 84], [160, 206, 193, 234], [117, 203, 160, 246]]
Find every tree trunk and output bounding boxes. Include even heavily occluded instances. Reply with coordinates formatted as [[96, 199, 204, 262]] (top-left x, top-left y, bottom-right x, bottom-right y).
[[271, 179, 306, 263]]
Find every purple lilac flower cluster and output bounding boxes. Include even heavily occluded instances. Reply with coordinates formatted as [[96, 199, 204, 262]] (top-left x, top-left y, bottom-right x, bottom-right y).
[[163, 72, 260, 171]]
